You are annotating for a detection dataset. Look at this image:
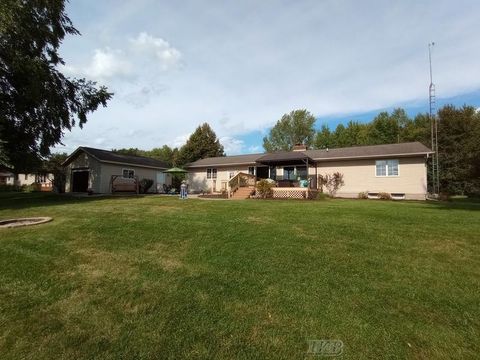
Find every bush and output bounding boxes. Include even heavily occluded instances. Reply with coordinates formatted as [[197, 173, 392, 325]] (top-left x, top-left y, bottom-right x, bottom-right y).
[[139, 178, 154, 194], [0, 184, 38, 192], [318, 172, 345, 197], [256, 179, 275, 199], [378, 192, 392, 200], [358, 191, 368, 199], [0, 184, 21, 192]]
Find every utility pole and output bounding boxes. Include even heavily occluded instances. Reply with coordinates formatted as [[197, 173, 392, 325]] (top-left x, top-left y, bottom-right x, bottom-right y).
[[428, 42, 439, 195]]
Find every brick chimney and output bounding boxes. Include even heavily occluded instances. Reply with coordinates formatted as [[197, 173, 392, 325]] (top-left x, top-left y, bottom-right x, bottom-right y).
[[292, 144, 308, 152]]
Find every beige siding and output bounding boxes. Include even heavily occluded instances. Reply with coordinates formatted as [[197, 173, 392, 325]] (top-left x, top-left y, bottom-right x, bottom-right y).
[[99, 163, 170, 194], [316, 156, 427, 199], [188, 166, 250, 192], [187, 156, 428, 199]]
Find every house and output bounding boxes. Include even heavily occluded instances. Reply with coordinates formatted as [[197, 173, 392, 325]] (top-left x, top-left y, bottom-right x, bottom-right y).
[[63, 147, 171, 194], [0, 167, 15, 185], [0, 166, 53, 191], [186, 142, 433, 200]]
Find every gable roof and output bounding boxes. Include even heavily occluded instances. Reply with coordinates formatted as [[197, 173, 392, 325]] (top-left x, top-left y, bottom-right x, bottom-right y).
[[186, 142, 432, 168], [0, 166, 14, 177], [63, 147, 169, 169]]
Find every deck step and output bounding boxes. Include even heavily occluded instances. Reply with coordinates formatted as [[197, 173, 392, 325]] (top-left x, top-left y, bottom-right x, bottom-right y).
[[230, 187, 254, 199]]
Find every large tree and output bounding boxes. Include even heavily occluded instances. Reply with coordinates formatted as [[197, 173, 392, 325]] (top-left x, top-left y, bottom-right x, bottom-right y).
[[177, 123, 224, 165], [263, 109, 316, 152], [437, 105, 480, 195], [0, 0, 112, 171]]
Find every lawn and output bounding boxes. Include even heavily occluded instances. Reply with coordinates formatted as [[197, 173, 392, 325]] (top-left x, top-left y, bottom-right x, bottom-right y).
[[0, 193, 479, 359]]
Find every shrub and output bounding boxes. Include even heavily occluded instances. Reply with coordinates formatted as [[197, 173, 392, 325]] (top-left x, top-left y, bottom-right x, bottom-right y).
[[378, 192, 392, 200], [139, 178, 154, 194], [358, 191, 368, 199], [318, 172, 345, 197], [256, 179, 275, 198]]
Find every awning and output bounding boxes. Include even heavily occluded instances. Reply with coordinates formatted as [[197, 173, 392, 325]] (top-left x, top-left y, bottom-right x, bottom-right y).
[[255, 151, 314, 165]]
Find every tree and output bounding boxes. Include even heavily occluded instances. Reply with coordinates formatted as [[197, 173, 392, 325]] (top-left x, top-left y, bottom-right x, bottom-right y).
[[177, 123, 224, 165], [368, 111, 400, 144], [437, 105, 480, 195], [315, 124, 332, 149], [43, 152, 68, 193], [0, 0, 112, 171], [147, 145, 179, 167], [263, 109, 316, 152]]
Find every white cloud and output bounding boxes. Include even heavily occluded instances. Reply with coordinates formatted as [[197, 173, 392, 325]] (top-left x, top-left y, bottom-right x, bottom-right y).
[[248, 145, 262, 154], [85, 48, 132, 79], [220, 136, 244, 155], [130, 32, 182, 71], [56, 0, 480, 154]]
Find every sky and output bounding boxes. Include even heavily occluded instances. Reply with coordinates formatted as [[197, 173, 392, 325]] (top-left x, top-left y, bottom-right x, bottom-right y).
[[56, 0, 480, 155]]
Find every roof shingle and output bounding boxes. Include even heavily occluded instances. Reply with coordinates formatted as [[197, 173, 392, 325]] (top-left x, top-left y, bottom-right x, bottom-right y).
[[64, 147, 169, 169], [186, 142, 432, 168]]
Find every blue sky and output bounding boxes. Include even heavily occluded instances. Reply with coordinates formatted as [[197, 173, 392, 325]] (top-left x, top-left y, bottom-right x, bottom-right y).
[[56, 0, 480, 155]]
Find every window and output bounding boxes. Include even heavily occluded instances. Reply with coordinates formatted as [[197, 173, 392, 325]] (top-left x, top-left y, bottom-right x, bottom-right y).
[[229, 172, 235, 179], [269, 166, 276, 180], [35, 174, 47, 183], [248, 166, 255, 175], [376, 160, 399, 177], [122, 169, 135, 179], [296, 166, 307, 180], [24, 174, 28, 180], [283, 166, 295, 180], [207, 168, 217, 179]]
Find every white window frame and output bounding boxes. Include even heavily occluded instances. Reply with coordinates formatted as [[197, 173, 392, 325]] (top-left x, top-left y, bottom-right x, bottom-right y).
[[206, 168, 217, 179], [248, 166, 255, 175], [375, 159, 399, 177], [122, 168, 135, 179]]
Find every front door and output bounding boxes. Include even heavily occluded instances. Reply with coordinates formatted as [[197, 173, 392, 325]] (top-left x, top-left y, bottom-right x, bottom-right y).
[[72, 170, 89, 192]]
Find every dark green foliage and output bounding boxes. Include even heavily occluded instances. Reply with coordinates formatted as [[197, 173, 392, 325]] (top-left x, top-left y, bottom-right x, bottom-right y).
[[263, 109, 316, 151], [43, 152, 68, 193], [177, 123, 224, 165], [0, 0, 112, 170], [112, 145, 179, 168], [437, 105, 480, 196], [139, 178, 154, 194], [315, 105, 479, 195]]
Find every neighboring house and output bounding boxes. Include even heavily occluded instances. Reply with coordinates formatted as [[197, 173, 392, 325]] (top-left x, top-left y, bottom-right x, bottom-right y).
[[186, 142, 433, 200], [63, 147, 171, 193], [0, 166, 53, 190], [16, 172, 54, 190], [0, 167, 15, 185]]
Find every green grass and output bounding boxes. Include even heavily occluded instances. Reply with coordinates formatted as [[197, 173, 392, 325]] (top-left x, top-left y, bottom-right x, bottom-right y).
[[0, 193, 479, 359]]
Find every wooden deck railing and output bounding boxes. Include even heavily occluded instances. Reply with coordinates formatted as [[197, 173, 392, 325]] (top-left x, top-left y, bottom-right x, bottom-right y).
[[228, 172, 256, 198]]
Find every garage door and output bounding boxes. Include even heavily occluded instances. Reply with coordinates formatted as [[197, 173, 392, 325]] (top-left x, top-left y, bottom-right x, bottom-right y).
[[72, 170, 89, 192]]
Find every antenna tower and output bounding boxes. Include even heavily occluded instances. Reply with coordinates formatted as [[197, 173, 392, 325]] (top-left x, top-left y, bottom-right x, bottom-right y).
[[429, 42, 440, 195]]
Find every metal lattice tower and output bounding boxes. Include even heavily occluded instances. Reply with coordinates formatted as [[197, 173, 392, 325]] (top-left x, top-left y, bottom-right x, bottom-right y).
[[428, 42, 440, 195]]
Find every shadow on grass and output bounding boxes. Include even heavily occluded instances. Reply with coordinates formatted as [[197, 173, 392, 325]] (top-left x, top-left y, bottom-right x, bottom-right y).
[[0, 192, 153, 211], [424, 198, 480, 211]]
